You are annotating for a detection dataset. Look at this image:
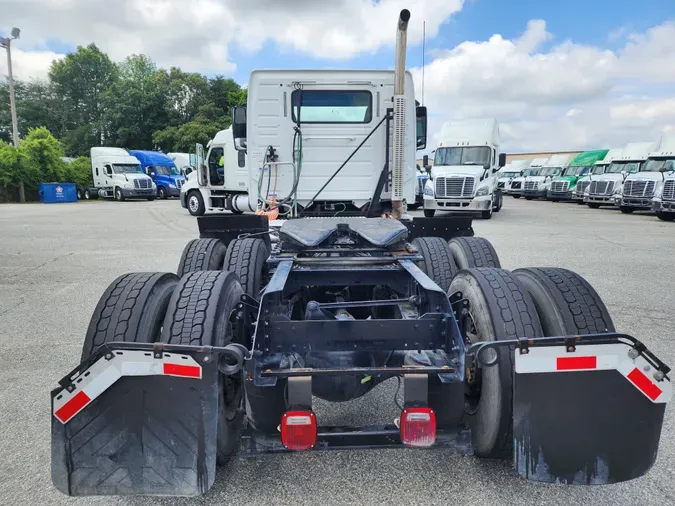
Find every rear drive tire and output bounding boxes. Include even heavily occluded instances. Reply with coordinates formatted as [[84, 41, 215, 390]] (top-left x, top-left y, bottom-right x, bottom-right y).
[[411, 237, 458, 292], [161, 271, 245, 464], [447, 237, 501, 270], [223, 238, 270, 300], [657, 212, 675, 222], [84, 189, 91, 200], [187, 190, 205, 216], [81, 272, 178, 360], [423, 209, 436, 218], [587, 203, 601, 209], [177, 238, 227, 277], [620, 206, 635, 214], [449, 268, 544, 459], [513, 267, 615, 337]]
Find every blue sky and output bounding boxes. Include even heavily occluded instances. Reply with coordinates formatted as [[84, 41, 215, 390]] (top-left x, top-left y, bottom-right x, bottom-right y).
[[1, 0, 674, 151]]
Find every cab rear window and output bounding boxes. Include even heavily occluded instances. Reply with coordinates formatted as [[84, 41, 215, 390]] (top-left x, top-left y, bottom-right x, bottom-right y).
[[291, 90, 372, 124]]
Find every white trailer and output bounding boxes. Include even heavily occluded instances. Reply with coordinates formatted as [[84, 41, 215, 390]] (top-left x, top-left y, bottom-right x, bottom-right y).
[[621, 134, 675, 213], [586, 142, 657, 208], [422, 118, 506, 219], [90, 147, 156, 201]]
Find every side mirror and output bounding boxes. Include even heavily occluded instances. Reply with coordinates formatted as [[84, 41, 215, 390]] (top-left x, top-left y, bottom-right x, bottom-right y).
[[498, 153, 507, 167], [659, 166, 671, 173], [232, 106, 247, 151], [416, 106, 427, 150], [422, 155, 429, 167], [621, 170, 628, 179]]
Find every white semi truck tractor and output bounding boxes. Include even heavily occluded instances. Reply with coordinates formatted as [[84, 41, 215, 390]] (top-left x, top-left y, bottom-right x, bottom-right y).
[[422, 118, 506, 219], [522, 154, 570, 200], [573, 148, 622, 204], [509, 157, 548, 199]]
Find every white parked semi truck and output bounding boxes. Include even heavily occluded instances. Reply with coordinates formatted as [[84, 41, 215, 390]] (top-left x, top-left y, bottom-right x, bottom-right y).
[[586, 142, 657, 209], [89, 147, 156, 201], [522, 154, 570, 200], [620, 134, 675, 214], [422, 118, 506, 219], [509, 157, 548, 198], [180, 128, 249, 216], [499, 159, 531, 195], [573, 148, 622, 204]]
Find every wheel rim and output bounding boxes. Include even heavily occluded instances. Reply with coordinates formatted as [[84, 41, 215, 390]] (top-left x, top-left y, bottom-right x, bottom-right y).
[[189, 195, 200, 213], [116, 189, 121, 200]]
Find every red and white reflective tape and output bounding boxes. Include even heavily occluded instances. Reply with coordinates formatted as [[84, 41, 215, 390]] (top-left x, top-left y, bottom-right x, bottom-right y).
[[515, 343, 671, 403], [53, 350, 202, 424]]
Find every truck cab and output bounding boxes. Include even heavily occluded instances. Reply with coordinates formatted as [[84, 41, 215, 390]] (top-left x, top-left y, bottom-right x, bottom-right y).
[[168, 152, 196, 176], [499, 160, 531, 195], [90, 147, 155, 201], [129, 150, 185, 199], [509, 157, 548, 198], [621, 134, 675, 214], [423, 118, 505, 219], [573, 148, 621, 204], [522, 154, 570, 200], [548, 150, 608, 202], [586, 142, 657, 208], [180, 128, 249, 216]]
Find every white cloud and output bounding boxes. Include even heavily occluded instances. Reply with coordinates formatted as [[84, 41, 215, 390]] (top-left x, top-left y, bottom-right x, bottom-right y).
[[1, 0, 463, 79], [413, 19, 675, 152], [0, 47, 64, 80]]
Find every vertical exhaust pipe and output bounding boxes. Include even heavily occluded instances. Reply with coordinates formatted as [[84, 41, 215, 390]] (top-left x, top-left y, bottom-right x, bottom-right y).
[[390, 9, 411, 219]]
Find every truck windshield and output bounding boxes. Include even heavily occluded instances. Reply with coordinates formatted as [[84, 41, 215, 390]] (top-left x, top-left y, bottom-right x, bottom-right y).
[[564, 166, 590, 176], [112, 164, 142, 174], [523, 168, 538, 177], [155, 165, 181, 176], [607, 161, 641, 174], [538, 167, 562, 177], [591, 165, 607, 175], [500, 171, 519, 178], [434, 146, 491, 166], [642, 159, 675, 172]]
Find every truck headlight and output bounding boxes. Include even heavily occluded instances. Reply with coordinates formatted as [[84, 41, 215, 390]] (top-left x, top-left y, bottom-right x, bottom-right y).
[[613, 186, 622, 195], [423, 181, 434, 196], [169, 183, 176, 189], [476, 185, 490, 197], [654, 183, 663, 198], [151, 181, 157, 189], [123, 182, 133, 189]]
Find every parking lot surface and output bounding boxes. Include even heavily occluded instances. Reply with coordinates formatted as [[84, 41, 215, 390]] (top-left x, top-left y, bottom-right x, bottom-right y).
[[1, 198, 674, 506]]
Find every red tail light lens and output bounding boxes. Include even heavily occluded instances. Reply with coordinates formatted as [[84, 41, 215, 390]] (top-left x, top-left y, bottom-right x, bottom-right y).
[[400, 407, 436, 447], [281, 410, 317, 450]]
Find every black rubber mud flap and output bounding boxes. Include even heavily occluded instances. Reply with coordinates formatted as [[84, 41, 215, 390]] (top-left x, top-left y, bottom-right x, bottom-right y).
[[512, 341, 670, 484], [51, 351, 220, 497]]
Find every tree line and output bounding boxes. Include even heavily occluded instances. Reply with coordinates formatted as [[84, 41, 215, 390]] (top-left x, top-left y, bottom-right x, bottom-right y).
[[0, 43, 247, 202]]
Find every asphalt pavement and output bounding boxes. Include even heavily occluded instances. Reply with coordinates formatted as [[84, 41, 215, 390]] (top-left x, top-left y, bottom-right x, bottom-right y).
[[0, 197, 674, 506]]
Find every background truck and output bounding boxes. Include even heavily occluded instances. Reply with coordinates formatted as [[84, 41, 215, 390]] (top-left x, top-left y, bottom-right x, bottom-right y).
[[89, 147, 156, 201], [168, 152, 196, 176], [586, 141, 657, 209], [499, 159, 531, 195], [129, 150, 185, 199], [522, 154, 570, 200], [655, 163, 675, 221], [50, 11, 671, 498], [548, 150, 609, 202], [422, 118, 506, 219], [620, 134, 675, 214], [180, 128, 250, 216], [509, 157, 548, 198], [573, 148, 621, 204]]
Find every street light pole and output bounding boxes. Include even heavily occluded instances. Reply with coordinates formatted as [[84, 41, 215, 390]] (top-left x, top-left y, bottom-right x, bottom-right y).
[[1, 28, 23, 202]]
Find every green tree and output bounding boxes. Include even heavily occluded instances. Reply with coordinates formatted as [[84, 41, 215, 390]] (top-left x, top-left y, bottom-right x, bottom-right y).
[[0, 141, 26, 201], [18, 127, 66, 190], [63, 156, 92, 188], [49, 44, 118, 151]]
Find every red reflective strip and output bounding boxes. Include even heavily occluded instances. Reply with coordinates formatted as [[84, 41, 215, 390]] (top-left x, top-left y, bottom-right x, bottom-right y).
[[163, 363, 201, 378], [627, 368, 662, 401], [55, 391, 91, 423], [556, 356, 597, 370]]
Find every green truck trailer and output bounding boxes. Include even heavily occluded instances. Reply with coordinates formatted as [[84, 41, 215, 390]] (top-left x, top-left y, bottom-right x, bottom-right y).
[[548, 149, 609, 201]]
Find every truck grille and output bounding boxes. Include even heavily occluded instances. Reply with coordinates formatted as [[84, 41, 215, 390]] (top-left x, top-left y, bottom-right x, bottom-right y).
[[623, 180, 656, 197], [550, 181, 569, 193], [435, 176, 475, 198], [524, 181, 539, 191], [576, 180, 590, 195], [589, 181, 614, 195], [663, 180, 675, 201], [134, 178, 152, 190], [511, 181, 522, 190]]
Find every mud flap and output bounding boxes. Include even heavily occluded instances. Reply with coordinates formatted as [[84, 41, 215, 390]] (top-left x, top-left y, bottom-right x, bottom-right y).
[[51, 349, 220, 497], [513, 342, 671, 484]]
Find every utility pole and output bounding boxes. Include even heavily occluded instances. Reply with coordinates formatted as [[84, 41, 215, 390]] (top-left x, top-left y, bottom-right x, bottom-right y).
[[1, 27, 23, 202]]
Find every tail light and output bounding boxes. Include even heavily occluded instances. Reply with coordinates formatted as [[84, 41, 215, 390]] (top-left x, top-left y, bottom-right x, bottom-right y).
[[400, 407, 436, 447], [281, 410, 317, 451]]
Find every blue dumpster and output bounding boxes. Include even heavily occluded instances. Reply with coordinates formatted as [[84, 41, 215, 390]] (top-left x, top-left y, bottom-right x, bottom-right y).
[[38, 183, 78, 203]]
